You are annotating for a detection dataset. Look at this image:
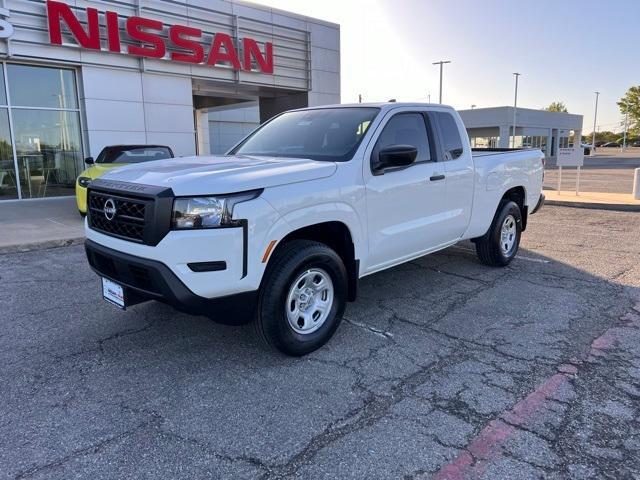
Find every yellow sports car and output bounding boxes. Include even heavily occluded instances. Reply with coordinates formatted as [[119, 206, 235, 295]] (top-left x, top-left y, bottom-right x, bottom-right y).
[[76, 145, 174, 215]]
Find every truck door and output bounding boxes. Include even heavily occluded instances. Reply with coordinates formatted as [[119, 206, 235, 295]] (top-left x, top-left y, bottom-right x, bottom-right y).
[[364, 111, 451, 272], [431, 111, 475, 240]]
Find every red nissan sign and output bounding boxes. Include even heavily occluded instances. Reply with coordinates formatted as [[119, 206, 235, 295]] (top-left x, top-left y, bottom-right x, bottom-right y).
[[46, 0, 274, 74]]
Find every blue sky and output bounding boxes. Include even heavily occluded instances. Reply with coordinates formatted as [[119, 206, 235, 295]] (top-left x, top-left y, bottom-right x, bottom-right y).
[[250, 0, 640, 134]]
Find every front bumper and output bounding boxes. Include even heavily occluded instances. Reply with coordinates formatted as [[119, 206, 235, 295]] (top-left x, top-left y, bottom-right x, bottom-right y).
[[85, 239, 257, 324], [531, 193, 545, 214]]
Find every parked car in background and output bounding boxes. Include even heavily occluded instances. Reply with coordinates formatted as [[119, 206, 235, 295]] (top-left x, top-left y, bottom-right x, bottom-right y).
[[602, 142, 621, 148], [581, 143, 592, 155], [83, 103, 544, 356], [632, 140, 640, 147], [76, 145, 174, 216], [594, 141, 606, 147]]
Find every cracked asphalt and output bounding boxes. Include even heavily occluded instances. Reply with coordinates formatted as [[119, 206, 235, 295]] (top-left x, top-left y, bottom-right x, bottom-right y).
[[1, 205, 639, 479]]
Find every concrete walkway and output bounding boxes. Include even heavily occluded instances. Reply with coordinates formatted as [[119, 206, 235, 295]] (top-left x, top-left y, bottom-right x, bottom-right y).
[[545, 190, 640, 212], [0, 196, 85, 253]]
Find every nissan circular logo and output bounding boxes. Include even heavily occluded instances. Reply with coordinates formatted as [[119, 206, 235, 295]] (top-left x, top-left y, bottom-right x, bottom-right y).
[[103, 198, 117, 221]]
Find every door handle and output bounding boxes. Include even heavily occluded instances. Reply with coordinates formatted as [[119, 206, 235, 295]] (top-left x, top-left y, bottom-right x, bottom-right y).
[[429, 174, 445, 181]]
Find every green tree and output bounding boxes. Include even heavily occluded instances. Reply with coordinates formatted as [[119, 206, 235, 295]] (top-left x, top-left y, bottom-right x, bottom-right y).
[[618, 86, 640, 136], [545, 101, 568, 113], [582, 131, 619, 144]]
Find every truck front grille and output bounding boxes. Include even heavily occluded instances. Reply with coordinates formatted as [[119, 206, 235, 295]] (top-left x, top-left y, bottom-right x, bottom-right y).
[[88, 191, 148, 243]]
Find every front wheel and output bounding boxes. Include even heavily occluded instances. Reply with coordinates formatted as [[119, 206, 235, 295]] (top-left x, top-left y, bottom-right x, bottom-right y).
[[475, 200, 522, 267], [254, 240, 348, 356]]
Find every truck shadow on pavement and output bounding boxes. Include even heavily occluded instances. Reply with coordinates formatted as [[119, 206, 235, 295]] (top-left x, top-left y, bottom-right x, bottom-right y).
[[1, 217, 639, 479]]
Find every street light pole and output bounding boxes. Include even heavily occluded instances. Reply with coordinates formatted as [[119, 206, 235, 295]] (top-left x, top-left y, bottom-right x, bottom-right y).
[[512, 73, 521, 148], [591, 91, 599, 155], [623, 108, 629, 150], [432, 60, 451, 104]]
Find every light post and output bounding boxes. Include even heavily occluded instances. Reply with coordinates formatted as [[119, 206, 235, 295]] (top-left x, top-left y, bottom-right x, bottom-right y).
[[622, 104, 629, 151], [512, 73, 521, 148], [591, 91, 599, 155], [432, 60, 451, 104]]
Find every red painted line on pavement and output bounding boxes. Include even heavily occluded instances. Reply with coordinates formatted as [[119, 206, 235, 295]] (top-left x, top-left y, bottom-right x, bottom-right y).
[[590, 330, 615, 352], [433, 328, 619, 480]]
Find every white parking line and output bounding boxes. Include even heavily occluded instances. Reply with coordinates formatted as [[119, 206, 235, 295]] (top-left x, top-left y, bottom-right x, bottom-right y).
[[46, 218, 68, 227]]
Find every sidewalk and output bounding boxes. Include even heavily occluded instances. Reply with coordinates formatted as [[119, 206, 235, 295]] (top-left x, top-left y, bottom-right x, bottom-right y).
[[0, 197, 85, 254], [544, 190, 640, 212]]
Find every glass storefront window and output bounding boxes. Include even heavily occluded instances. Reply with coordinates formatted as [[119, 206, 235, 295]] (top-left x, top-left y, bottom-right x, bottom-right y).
[[7, 64, 78, 109], [13, 109, 82, 199], [0, 108, 16, 199], [470, 136, 499, 148], [0, 63, 83, 200]]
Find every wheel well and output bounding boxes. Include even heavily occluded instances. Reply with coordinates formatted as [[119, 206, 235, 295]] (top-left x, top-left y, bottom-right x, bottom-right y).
[[502, 186, 528, 231], [274, 222, 359, 301]]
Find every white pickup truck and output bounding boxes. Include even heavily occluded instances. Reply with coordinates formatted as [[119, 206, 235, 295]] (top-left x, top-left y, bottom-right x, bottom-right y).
[[85, 103, 544, 355]]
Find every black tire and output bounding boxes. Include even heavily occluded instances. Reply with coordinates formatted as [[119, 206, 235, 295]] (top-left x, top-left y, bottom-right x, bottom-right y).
[[254, 239, 347, 356], [475, 200, 522, 267]]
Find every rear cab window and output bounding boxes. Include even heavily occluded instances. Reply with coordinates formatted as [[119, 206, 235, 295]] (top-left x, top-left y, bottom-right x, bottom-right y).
[[434, 112, 464, 160]]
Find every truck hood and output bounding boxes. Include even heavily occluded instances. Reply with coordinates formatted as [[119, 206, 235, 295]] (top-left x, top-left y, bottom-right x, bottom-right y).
[[99, 155, 337, 195]]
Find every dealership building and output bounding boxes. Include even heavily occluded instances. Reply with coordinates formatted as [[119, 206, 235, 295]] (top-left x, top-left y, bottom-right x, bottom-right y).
[[459, 106, 583, 160], [0, 0, 340, 201]]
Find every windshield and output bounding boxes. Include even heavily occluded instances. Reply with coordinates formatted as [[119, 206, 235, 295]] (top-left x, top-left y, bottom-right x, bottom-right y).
[[97, 146, 173, 164], [230, 107, 379, 161]]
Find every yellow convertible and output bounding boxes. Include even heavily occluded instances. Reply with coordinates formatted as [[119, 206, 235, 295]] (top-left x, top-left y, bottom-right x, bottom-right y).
[[76, 145, 173, 215]]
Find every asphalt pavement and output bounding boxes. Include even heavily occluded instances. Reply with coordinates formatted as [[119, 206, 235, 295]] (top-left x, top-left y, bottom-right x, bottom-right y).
[[544, 152, 640, 194], [1, 205, 639, 479]]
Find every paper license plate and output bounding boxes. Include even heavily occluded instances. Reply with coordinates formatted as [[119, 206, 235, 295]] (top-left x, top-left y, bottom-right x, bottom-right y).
[[102, 277, 125, 309]]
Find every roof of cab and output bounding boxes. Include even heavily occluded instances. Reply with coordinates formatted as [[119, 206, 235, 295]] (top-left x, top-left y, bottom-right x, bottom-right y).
[[293, 102, 455, 112]]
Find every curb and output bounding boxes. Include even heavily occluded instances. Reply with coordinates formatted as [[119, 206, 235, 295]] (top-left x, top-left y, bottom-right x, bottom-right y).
[[0, 237, 85, 255], [545, 199, 640, 212]]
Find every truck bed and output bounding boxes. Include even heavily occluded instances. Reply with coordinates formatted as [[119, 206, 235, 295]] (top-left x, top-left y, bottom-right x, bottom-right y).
[[472, 147, 531, 157]]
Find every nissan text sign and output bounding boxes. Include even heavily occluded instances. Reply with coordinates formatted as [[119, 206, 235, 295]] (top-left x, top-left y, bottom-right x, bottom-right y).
[[46, 0, 274, 74]]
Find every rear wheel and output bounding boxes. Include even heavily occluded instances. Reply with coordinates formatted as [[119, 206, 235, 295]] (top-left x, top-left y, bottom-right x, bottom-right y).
[[254, 240, 347, 356], [475, 200, 522, 267]]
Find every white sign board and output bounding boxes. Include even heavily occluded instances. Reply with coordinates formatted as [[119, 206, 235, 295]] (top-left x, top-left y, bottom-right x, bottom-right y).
[[557, 146, 584, 167]]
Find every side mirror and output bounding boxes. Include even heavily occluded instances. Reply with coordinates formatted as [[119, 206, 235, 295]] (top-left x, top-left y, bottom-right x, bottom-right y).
[[84, 156, 94, 165], [373, 145, 417, 173]]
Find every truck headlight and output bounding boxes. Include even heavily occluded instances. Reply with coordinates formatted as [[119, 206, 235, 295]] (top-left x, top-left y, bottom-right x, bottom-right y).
[[78, 176, 92, 188], [171, 190, 261, 229]]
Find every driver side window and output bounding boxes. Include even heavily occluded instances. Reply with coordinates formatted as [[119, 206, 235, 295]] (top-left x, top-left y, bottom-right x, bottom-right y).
[[372, 113, 431, 169]]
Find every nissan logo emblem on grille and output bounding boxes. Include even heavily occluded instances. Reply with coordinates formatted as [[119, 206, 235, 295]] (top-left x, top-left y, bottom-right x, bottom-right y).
[[103, 198, 117, 221]]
